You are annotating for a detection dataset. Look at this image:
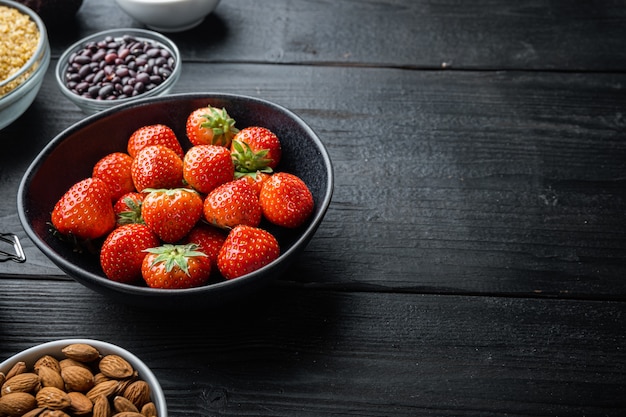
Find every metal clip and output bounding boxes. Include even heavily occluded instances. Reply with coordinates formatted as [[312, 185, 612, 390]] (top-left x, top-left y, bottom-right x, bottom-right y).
[[0, 233, 26, 263]]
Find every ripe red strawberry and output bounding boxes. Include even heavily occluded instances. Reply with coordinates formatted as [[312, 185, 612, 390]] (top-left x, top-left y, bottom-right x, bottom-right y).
[[127, 124, 184, 159], [231, 126, 282, 176], [51, 177, 116, 240], [100, 223, 160, 283], [217, 225, 280, 280], [184, 223, 227, 268], [131, 145, 184, 192], [92, 152, 135, 201], [241, 171, 271, 195], [186, 106, 239, 147], [141, 188, 203, 243], [203, 179, 262, 229], [142, 243, 211, 289], [182, 144, 235, 194], [113, 192, 145, 226], [259, 172, 314, 228]]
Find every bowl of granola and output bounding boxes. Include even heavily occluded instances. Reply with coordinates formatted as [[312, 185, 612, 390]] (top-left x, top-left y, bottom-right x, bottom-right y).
[[0, 0, 50, 130]]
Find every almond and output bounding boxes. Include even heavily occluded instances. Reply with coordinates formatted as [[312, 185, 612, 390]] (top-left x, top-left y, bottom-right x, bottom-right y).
[[1, 372, 41, 395], [86, 379, 119, 403], [113, 395, 139, 413], [35, 386, 71, 410], [99, 355, 134, 379], [5, 361, 26, 380], [61, 366, 94, 392], [122, 380, 150, 410], [59, 359, 91, 371], [40, 410, 71, 417], [67, 391, 93, 415], [61, 344, 100, 363], [0, 372, 6, 388], [140, 401, 157, 417], [92, 394, 111, 417], [34, 356, 62, 375], [113, 412, 144, 417], [38, 366, 65, 391], [0, 392, 37, 417], [22, 406, 45, 417]]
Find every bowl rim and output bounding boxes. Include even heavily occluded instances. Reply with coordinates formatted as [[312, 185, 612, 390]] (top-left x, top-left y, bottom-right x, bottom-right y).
[[0, 0, 49, 96], [0, 338, 167, 417], [17, 92, 334, 302], [54, 27, 181, 110]]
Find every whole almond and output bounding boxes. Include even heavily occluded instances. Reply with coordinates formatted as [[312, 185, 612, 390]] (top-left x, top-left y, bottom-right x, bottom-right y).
[[1, 372, 41, 395], [99, 355, 134, 379], [34, 356, 62, 375], [0, 392, 37, 417], [61, 344, 100, 363], [113, 412, 144, 417], [122, 380, 150, 409], [59, 359, 91, 371], [92, 394, 111, 417], [93, 373, 110, 386], [114, 395, 139, 413], [38, 366, 65, 391], [140, 401, 157, 417], [40, 410, 71, 417], [5, 362, 27, 380], [61, 366, 94, 392], [67, 391, 93, 415], [35, 386, 71, 410], [22, 406, 45, 417], [86, 379, 118, 403]]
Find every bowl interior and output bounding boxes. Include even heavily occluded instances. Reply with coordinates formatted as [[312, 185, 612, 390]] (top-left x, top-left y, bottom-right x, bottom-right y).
[[0, 338, 167, 417], [18, 93, 333, 308]]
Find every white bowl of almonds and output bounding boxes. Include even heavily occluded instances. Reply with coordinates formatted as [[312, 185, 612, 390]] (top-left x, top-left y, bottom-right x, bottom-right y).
[[0, 339, 166, 417]]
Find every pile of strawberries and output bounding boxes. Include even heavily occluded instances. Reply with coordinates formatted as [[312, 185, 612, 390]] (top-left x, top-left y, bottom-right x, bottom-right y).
[[50, 106, 314, 289]]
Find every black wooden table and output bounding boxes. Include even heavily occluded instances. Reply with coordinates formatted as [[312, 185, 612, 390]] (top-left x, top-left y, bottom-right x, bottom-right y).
[[2, 0, 626, 415]]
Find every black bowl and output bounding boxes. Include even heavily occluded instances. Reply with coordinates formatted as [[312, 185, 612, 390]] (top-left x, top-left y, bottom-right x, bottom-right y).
[[17, 93, 333, 309]]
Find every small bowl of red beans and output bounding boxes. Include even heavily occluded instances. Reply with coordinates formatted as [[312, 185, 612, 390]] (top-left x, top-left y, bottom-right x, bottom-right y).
[[55, 28, 181, 114]]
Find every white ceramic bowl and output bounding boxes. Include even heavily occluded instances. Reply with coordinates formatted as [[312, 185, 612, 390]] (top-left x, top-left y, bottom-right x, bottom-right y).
[[56, 28, 181, 114], [0, 0, 50, 130], [0, 338, 168, 417], [115, 0, 220, 33]]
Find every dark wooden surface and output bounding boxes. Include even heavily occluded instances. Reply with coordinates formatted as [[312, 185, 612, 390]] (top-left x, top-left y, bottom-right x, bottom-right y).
[[1, 0, 626, 415]]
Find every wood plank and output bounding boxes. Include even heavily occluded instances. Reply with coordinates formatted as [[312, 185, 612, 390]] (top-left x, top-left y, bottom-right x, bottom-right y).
[[47, 0, 626, 71], [3, 63, 626, 298], [0, 279, 624, 416]]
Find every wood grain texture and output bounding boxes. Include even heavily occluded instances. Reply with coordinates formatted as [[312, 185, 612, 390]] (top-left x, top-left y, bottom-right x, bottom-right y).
[[3, 63, 626, 299], [43, 0, 626, 71], [0, 279, 624, 417]]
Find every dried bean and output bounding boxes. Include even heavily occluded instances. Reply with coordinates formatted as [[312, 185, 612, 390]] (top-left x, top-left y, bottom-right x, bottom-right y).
[[63, 34, 176, 101]]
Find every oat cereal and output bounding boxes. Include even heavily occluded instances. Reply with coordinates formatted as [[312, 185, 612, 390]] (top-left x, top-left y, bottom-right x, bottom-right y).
[[0, 5, 40, 97]]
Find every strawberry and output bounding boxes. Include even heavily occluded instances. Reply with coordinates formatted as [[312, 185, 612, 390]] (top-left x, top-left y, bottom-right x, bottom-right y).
[[142, 243, 211, 289], [241, 171, 271, 195], [259, 172, 314, 228], [231, 126, 282, 176], [51, 177, 116, 240], [127, 124, 184, 159], [141, 188, 203, 243], [217, 225, 280, 280], [100, 223, 160, 283], [92, 152, 135, 201], [182, 144, 235, 194], [186, 106, 239, 147], [183, 223, 227, 268], [113, 192, 145, 226], [131, 145, 184, 192], [203, 179, 262, 229]]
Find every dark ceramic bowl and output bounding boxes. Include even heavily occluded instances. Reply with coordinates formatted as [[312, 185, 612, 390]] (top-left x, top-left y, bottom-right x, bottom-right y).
[[17, 93, 333, 309]]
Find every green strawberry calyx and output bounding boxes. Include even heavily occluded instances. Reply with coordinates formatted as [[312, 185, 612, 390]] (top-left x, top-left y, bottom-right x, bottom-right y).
[[231, 140, 274, 178], [116, 196, 144, 225], [144, 243, 207, 276], [200, 107, 239, 143]]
